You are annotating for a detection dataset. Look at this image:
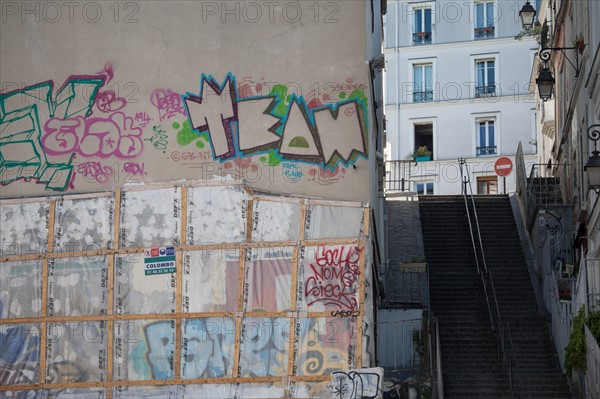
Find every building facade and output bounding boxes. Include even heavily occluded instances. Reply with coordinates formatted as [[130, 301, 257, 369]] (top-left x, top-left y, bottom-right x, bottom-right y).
[[522, 0, 600, 396], [384, 0, 539, 195]]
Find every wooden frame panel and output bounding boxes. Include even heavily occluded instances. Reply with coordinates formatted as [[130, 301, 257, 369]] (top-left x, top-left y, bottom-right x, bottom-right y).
[[0, 183, 371, 393]]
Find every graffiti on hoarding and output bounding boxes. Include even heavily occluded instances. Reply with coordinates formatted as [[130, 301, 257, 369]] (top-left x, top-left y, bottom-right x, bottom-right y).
[[305, 246, 362, 311], [183, 73, 368, 168], [331, 368, 383, 399]]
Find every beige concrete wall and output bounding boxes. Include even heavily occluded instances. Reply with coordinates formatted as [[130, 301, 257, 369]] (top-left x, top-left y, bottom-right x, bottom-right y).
[[0, 1, 370, 201]]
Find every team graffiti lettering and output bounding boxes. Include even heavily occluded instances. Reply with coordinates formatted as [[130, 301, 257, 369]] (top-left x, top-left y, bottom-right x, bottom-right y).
[[304, 245, 361, 310], [42, 111, 143, 158], [183, 73, 368, 167]]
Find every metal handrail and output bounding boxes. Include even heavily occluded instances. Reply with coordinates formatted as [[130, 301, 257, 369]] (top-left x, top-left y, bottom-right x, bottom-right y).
[[435, 316, 444, 399], [459, 159, 522, 397]]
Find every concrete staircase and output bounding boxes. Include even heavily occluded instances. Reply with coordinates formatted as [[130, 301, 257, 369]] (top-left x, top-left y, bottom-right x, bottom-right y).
[[418, 195, 572, 398]]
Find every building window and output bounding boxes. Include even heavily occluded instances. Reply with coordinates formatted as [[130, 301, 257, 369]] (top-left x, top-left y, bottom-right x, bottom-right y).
[[477, 176, 498, 194], [477, 119, 496, 155], [475, 60, 495, 97], [474, 1, 495, 39], [416, 182, 434, 195], [413, 64, 433, 102], [413, 7, 432, 44], [414, 122, 433, 159]]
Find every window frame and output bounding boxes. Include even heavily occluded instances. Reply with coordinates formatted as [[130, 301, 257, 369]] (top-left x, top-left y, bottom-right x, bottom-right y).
[[409, 2, 435, 45], [416, 181, 435, 195], [476, 119, 497, 156], [472, 112, 500, 157], [470, 54, 499, 99], [412, 63, 434, 103], [473, 0, 496, 39]]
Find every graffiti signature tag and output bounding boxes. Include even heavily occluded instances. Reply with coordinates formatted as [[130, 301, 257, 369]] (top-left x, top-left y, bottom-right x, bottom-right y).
[[305, 246, 361, 310], [42, 111, 143, 159]]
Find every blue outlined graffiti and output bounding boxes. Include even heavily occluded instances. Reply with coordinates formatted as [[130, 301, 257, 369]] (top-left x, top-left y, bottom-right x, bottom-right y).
[[181, 318, 235, 379], [238, 317, 289, 377], [0, 321, 40, 386], [183, 74, 368, 168]]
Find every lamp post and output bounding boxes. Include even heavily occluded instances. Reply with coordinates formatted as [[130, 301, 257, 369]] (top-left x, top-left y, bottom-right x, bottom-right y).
[[585, 125, 600, 193], [519, 1, 536, 31], [519, 2, 583, 101]]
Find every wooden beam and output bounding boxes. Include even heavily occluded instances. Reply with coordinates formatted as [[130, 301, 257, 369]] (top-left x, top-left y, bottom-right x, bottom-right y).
[[113, 188, 121, 250]]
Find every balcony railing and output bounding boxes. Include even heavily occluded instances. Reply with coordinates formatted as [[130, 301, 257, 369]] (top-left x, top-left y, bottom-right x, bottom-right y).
[[476, 146, 497, 156], [413, 31, 432, 45], [413, 91, 433, 102], [474, 26, 495, 39], [384, 160, 417, 194], [475, 85, 496, 97]]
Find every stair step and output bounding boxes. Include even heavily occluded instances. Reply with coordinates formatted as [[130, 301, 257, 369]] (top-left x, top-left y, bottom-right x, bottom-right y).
[[415, 196, 572, 398]]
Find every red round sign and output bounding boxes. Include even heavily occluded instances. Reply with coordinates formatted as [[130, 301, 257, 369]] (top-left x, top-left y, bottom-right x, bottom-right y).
[[494, 157, 513, 177]]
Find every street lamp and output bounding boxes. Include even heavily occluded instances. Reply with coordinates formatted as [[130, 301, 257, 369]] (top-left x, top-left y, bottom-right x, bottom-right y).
[[535, 67, 555, 101], [519, 2, 583, 101], [585, 125, 600, 193], [519, 1, 536, 31]]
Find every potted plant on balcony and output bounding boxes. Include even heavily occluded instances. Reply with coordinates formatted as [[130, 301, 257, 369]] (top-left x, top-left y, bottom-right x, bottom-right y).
[[413, 146, 432, 162]]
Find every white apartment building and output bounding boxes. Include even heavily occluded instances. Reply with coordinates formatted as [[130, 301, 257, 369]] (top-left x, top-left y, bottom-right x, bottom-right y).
[[384, 0, 539, 195]]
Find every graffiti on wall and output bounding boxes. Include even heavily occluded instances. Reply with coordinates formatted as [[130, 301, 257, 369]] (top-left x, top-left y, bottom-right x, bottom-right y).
[[0, 77, 104, 190], [183, 74, 368, 168], [1, 68, 368, 194]]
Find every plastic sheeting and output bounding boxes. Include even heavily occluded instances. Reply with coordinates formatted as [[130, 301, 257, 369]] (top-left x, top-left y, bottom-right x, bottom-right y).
[[114, 319, 175, 381], [0, 260, 42, 319], [46, 321, 107, 383], [298, 245, 362, 312], [180, 317, 236, 379], [47, 257, 108, 317], [252, 200, 300, 242], [115, 255, 175, 315], [305, 205, 364, 240], [1, 184, 372, 398], [0, 323, 40, 385], [244, 247, 293, 312], [0, 201, 49, 256], [186, 185, 249, 244], [54, 196, 114, 251], [182, 250, 239, 313], [119, 188, 181, 248]]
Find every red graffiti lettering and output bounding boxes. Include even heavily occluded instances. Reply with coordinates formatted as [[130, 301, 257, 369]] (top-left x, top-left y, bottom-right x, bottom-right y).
[[304, 245, 361, 310]]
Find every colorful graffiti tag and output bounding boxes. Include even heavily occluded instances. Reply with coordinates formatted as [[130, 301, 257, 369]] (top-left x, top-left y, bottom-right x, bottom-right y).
[[0, 76, 105, 191], [1, 69, 368, 194], [183, 74, 368, 168]]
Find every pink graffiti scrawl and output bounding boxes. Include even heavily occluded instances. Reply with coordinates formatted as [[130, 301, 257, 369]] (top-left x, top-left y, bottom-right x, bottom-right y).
[[42, 111, 143, 159]]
